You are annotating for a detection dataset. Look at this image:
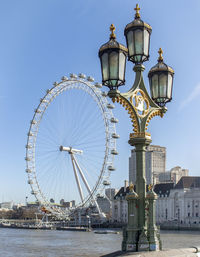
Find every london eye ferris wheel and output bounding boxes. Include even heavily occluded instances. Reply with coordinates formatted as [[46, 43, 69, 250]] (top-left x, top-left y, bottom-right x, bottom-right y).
[[25, 73, 119, 216]]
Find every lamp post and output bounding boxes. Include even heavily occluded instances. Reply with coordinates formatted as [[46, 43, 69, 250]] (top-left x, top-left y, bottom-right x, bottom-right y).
[[98, 4, 174, 252]]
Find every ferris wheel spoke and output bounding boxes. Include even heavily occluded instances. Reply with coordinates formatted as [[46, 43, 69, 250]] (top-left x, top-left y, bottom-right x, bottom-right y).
[[77, 158, 101, 184], [72, 116, 105, 144]]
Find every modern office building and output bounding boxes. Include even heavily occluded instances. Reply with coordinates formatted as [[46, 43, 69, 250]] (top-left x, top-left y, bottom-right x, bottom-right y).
[[129, 145, 166, 185]]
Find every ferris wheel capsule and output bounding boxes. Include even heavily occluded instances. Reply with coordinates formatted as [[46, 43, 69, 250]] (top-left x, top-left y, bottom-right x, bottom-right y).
[[108, 165, 115, 171], [31, 190, 37, 195], [78, 73, 86, 79], [111, 149, 118, 155], [35, 109, 41, 113], [87, 76, 94, 82], [40, 98, 48, 103], [112, 133, 120, 139], [30, 120, 37, 125], [107, 103, 115, 109], [94, 83, 102, 88], [101, 92, 107, 97], [110, 117, 118, 123], [70, 73, 77, 79], [61, 76, 68, 81], [26, 169, 32, 173], [103, 180, 110, 186], [53, 82, 59, 86]]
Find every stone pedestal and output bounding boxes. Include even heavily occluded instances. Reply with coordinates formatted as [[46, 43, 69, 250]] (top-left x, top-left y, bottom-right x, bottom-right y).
[[146, 187, 161, 251], [122, 185, 139, 252]]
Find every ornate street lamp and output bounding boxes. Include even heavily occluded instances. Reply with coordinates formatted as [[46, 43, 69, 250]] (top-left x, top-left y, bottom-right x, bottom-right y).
[[98, 4, 174, 253], [148, 48, 174, 107], [98, 24, 128, 90]]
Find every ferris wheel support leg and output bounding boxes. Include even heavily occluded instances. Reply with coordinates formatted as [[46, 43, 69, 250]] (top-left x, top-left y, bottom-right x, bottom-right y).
[[73, 155, 102, 214], [71, 154, 84, 203]]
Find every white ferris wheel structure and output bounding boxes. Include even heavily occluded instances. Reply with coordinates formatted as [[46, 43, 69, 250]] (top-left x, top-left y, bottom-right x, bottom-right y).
[[25, 73, 119, 217]]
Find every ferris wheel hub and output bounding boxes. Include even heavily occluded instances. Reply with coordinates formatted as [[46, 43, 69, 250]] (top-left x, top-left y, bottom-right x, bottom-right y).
[[59, 145, 83, 154]]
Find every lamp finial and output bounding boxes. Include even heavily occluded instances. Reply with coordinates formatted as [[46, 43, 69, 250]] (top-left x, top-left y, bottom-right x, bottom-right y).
[[129, 182, 134, 192], [134, 4, 140, 19], [148, 184, 153, 191], [158, 48, 164, 62], [110, 24, 116, 40]]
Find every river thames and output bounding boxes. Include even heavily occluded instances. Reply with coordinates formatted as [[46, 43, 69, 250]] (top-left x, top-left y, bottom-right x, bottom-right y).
[[1, 228, 200, 257]]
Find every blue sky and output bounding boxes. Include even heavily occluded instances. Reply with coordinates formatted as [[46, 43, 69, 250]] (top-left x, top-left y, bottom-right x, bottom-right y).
[[1, 0, 200, 203]]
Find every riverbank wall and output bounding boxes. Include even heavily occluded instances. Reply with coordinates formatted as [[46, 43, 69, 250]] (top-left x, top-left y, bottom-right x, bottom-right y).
[[101, 247, 200, 257]]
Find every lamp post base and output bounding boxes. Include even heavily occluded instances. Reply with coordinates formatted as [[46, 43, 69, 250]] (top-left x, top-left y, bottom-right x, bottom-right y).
[[122, 226, 138, 252], [138, 229, 150, 251], [122, 232, 161, 252]]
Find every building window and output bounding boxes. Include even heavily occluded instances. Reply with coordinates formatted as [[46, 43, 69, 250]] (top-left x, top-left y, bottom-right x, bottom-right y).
[[188, 213, 190, 217], [196, 213, 199, 217]]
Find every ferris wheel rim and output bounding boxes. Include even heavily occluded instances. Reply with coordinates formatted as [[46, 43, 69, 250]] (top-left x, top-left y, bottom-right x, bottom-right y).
[[25, 74, 117, 215]]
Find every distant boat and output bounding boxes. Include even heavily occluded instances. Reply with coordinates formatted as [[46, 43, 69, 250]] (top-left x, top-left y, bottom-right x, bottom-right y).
[[56, 227, 91, 232], [94, 230, 119, 234]]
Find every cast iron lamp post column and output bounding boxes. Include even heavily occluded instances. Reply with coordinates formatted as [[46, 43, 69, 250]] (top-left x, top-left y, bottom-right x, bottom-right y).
[[98, 4, 174, 252]]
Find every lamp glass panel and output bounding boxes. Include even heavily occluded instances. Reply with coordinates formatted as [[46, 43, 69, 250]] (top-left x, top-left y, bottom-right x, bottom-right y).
[[167, 74, 173, 99], [111, 79, 118, 86], [159, 73, 167, 98], [134, 29, 143, 54], [135, 55, 142, 63], [152, 74, 159, 98], [143, 30, 149, 56], [119, 52, 126, 81], [109, 51, 118, 79], [127, 31, 134, 56], [102, 53, 109, 81]]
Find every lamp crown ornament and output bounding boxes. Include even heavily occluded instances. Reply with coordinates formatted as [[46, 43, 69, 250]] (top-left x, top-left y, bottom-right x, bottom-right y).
[[148, 184, 153, 191], [129, 182, 134, 192], [158, 47, 164, 62], [134, 4, 141, 19], [110, 24, 116, 40]]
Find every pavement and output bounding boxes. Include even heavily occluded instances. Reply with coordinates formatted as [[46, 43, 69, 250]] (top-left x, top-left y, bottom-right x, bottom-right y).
[[100, 247, 200, 257]]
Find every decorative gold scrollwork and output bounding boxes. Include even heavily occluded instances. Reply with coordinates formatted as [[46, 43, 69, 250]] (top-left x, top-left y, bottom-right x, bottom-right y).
[[145, 109, 163, 131], [112, 96, 139, 133]]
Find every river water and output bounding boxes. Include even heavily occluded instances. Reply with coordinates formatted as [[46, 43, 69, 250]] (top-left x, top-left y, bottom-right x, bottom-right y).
[[1, 228, 200, 257]]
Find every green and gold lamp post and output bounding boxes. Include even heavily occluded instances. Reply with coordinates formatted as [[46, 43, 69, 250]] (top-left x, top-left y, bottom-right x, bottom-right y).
[[99, 4, 174, 252]]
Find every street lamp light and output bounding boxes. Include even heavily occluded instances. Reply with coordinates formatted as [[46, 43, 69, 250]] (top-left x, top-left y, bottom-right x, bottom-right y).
[[148, 48, 174, 107], [124, 4, 152, 64], [98, 4, 174, 253], [99, 24, 128, 90]]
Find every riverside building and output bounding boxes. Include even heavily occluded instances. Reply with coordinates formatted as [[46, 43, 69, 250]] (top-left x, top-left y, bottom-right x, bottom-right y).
[[111, 181, 129, 223], [159, 166, 189, 184], [155, 176, 200, 226]]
